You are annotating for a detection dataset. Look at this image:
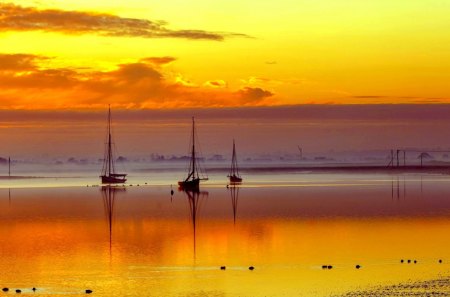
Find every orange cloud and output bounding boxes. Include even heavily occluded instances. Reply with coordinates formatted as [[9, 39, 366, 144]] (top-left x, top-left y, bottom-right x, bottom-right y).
[[0, 3, 250, 41], [0, 53, 276, 109]]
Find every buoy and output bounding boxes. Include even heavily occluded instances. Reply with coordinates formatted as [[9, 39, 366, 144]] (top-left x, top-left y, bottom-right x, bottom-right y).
[[2, 288, 8, 292], [439, 259, 443, 263], [401, 259, 404, 263], [15, 289, 21, 293], [327, 265, 332, 269], [171, 190, 174, 195], [407, 260, 411, 263], [322, 265, 327, 269], [85, 289, 93, 294], [356, 265, 361, 269], [249, 266, 255, 270], [32, 287, 36, 291], [414, 260, 417, 264], [220, 266, 226, 270]]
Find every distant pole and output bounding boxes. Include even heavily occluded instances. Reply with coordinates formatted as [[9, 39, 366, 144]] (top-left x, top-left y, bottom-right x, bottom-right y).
[[403, 151, 406, 167], [8, 157, 10, 177], [298, 146, 303, 159], [396, 150, 400, 167], [420, 154, 423, 168]]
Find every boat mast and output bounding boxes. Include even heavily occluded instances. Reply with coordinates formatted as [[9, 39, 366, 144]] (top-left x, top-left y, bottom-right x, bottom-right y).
[[231, 139, 239, 177], [108, 105, 112, 177], [190, 117, 196, 180]]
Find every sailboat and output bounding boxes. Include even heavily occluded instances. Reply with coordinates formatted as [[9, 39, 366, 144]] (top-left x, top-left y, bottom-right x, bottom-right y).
[[228, 140, 242, 183], [100, 106, 127, 184], [178, 117, 208, 190]]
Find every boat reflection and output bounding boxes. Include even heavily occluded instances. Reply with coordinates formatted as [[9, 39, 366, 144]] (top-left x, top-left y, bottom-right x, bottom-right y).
[[182, 189, 208, 258], [101, 186, 126, 258], [229, 186, 240, 225]]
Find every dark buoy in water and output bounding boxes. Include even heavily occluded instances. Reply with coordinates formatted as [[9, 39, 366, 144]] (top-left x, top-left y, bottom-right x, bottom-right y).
[[85, 289, 93, 294], [439, 259, 443, 263], [407, 260, 411, 264], [220, 266, 226, 270], [15, 289, 21, 293], [414, 260, 417, 264], [401, 259, 404, 263], [2, 288, 8, 292], [327, 265, 332, 269], [356, 265, 361, 269], [322, 265, 327, 269], [249, 266, 255, 270], [171, 189, 174, 195], [32, 287, 36, 292]]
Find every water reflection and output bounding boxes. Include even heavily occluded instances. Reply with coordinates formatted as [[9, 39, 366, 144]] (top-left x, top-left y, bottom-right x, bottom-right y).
[[183, 189, 208, 258], [229, 186, 240, 225], [101, 186, 126, 258]]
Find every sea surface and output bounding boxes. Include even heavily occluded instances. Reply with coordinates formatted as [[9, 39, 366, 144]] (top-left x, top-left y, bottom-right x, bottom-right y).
[[0, 170, 449, 296]]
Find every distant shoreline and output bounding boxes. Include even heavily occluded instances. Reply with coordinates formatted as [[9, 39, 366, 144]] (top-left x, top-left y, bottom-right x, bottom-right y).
[[138, 164, 450, 175], [0, 176, 49, 179]]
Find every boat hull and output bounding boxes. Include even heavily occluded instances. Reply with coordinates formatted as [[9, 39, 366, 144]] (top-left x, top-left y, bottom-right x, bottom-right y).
[[101, 175, 127, 184], [228, 175, 242, 183], [178, 178, 200, 190]]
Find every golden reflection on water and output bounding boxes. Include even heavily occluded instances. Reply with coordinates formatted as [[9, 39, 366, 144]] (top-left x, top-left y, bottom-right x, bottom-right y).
[[0, 178, 449, 296]]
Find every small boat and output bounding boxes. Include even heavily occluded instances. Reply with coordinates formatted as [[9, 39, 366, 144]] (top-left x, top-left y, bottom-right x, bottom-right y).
[[178, 117, 208, 190], [100, 106, 127, 184], [228, 139, 242, 183]]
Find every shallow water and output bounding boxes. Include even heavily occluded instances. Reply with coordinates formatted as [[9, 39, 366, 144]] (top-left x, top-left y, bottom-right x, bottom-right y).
[[0, 173, 449, 296]]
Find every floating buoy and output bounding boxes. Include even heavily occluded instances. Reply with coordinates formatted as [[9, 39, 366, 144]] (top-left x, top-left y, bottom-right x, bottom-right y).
[[2, 288, 8, 292], [85, 289, 93, 294], [15, 289, 21, 293], [439, 259, 443, 263], [327, 265, 332, 269], [32, 287, 36, 291], [322, 265, 327, 269], [249, 266, 255, 270], [220, 266, 226, 270], [414, 260, 417, 264], [401, 259, 404, 263], [407, 260, 411, 263], [356, 265, 361, 269]]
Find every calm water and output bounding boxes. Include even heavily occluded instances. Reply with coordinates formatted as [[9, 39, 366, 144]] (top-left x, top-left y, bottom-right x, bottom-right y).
[[0, 173, 449, 296]]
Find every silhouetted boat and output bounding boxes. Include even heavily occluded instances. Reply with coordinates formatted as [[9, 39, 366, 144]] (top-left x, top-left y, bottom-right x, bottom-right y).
[[178, 117, 208, 190], [228, 139, 242, 183], [100, 106, 127, 184]]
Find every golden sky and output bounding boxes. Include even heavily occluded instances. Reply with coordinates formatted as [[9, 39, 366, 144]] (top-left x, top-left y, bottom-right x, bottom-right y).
[[1, 0, 450, 109]]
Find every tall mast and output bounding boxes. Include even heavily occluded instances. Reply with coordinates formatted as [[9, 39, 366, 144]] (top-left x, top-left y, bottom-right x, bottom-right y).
[[8, 157, 10, 177], [231, 139, 239, 176], [108, 105, 112, 176], [191, 117, 196, 179]]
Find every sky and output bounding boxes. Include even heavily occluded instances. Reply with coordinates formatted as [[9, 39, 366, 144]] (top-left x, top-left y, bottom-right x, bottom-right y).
[[1, 0, 450, 159]]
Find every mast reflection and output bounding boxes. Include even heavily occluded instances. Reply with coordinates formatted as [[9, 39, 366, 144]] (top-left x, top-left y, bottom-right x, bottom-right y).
[[229, 185, 240, 225], [183, 189, 208, 259], [101, 186, 126, 258]]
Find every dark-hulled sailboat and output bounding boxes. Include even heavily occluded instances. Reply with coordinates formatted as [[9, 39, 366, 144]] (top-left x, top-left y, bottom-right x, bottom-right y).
[[178, 117, 208, 190], [228, 139, 242, 183], [100, 106, 127, 184]]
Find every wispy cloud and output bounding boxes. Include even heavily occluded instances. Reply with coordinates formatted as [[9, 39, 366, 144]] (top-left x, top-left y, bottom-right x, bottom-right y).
[[0, 3, 250, 41], [0, 53, 275, 109]]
